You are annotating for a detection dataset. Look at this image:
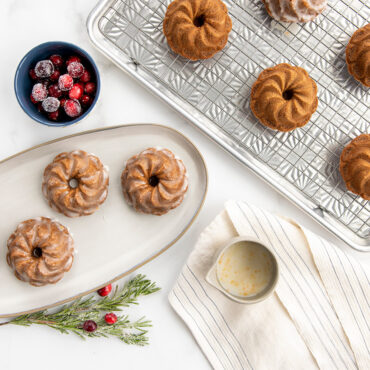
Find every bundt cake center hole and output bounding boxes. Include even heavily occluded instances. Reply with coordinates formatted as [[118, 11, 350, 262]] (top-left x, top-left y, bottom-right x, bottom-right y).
[[282, 89, 294, 100], [149, 175, 160, 187], [193, 14, 205, 27], [32, 247, 43, 258], [69, 178, 79, 189]]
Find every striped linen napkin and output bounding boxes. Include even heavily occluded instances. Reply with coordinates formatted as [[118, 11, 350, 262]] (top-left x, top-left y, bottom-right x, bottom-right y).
[[169, 201, 370, 370]]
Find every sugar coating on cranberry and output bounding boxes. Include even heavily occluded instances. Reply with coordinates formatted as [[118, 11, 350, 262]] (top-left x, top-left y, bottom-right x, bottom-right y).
[[67, 62, 85, 78], [64, 99, 81, 117], [32, 83, 48, 101], [49, 54, 63, 68], [34, 60, 54, 78], [66, 56, 81, 66], [58, 74, 74, 91], [42, 97, 60, 113]]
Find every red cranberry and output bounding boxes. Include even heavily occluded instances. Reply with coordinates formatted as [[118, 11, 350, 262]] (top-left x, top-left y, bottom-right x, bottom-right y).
[[49, 54, 63, 68], [48, 84, 62, 98], [30, 94, 38, 104], [83, 320, 97, 332], [31, 83, 48, 101], [58, 74, 74, 91], [69, 83, 84, 100], [34, 60, 54, 78], [104, 313, 117, 325], [59, 98, 67, 108], [67, 62, 84, 78], [84, 82, 96, 95], [37, 102, 43, 112], [42, 97, 60, 113], [49, 69, 60, 82], [48, 110, 60, 121], [29, 69, 38, 80], [66, 56, 81, 66], [81, 94, 92, 107], [80, 70, 91, 83], [97, 284, 112, 297], [64, 99, 81, 117]]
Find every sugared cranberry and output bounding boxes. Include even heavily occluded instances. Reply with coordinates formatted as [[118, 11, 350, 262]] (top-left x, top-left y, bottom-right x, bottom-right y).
[[58, 74, 74, 91], [42, 97, 60, 113], [83, 320, 97, 332], [64, 99, 81, 117], [84, 82, 96, 95], [81, 94, 92, 107], [80, 70, 91, 83], [48, 110, 60, 121], [48, 84, 63, 98], [69, 83, 84, 100], [31, 83, 48, 101], [34, 60, 54, 78], [30, 94, 38, 104], [59, 98, 67, 108], [97, 284, 112, 297], [66, 56, 81, 66], [67, 62, 84, 78], [29, 69, 38, 80], [49, 54, 64, 68], [104, 313, 117, 325], [49, 69, 60, 82]]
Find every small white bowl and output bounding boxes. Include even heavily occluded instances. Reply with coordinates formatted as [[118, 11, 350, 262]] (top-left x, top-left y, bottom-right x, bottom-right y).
[[206, 236, 279, 304]]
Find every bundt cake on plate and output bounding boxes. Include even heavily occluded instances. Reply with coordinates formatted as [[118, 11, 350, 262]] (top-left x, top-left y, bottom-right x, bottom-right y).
[[121, 148, 188, 215], [163, 0, 232, 60]]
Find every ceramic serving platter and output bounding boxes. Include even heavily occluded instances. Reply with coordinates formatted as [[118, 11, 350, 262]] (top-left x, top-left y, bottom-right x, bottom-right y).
[[0, 123, 207, 317]]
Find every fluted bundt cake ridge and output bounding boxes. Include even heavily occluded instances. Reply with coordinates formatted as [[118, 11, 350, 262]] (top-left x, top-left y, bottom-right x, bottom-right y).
[[340, 134, 370, 200], [250, 63, 318, 132], [121, 148, 188, 215], [163, 0, 232, 60], [7, 217, 74, 286]]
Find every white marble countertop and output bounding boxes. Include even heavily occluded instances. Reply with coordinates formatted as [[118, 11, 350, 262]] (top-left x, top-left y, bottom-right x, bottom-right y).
[[0, 1, 366, 369]]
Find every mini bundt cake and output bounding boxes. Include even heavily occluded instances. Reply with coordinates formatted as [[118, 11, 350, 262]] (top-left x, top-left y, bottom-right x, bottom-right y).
[[339, 134, 370, 200], [163, 0, 232, 60], [346, 23, 370, 87], [121, 148, 188, 215], [7, 217, 74, 286], [250, 63, 318, 132], [42, 150, 109, 217], [262, 0, 327, 23]]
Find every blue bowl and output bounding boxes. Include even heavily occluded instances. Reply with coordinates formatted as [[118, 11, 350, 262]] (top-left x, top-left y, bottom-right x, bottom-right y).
[[14, 41, 100, 127]]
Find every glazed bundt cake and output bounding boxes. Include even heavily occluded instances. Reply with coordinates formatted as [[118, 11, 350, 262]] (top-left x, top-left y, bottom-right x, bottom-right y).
[[262, 0, 327, 23], [250, 63, 318, 132], [163, 0, 232, 60], [121, 148, 188, 215], [346, 23, 370, 87], [339, 134, 370, 200], [7, 217, 74, 286], [42, 150, 109, 217]]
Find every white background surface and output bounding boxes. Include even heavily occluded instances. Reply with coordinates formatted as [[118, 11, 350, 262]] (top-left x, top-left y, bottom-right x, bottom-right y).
[[0, 1, 366, 369]]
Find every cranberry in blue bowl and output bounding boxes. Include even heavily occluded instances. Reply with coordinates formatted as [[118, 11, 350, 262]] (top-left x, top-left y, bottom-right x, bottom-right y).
[[14, 41, 100, 127]]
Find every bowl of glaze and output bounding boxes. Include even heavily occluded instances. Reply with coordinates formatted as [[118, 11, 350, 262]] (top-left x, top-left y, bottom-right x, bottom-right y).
[[14, 41, 100, 127], [206, 236, 279, 304]]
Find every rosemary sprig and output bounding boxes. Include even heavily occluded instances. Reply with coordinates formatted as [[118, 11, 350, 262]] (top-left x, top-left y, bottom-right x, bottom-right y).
[[0, 274, 160, 345]]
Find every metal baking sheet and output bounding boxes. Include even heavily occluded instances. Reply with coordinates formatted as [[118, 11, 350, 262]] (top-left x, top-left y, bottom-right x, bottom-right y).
[[87, 0, 370, 251]]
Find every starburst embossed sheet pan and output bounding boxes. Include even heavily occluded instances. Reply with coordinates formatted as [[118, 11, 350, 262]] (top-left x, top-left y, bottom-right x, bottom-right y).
[[87, 0, 370, 251]]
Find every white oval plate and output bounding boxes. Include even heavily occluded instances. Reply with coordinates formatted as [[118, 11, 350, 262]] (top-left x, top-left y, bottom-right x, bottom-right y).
[[0, 123, 207, 317]]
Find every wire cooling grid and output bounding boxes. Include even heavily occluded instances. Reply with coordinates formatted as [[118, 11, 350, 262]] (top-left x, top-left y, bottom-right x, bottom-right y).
[[87, 0, 370, 250]]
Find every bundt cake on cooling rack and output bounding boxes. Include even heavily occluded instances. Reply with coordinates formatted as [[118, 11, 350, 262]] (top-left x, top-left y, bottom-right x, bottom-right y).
[[7, 217, 74, 286], [262, 0, 327, 23], [346, 23, 370, 87], [250, 63, 318, 132], [340, 134, 370, 201], [42, 150, 109, 217], [163, 0, 232, 60], [121, 148, 188, 215]]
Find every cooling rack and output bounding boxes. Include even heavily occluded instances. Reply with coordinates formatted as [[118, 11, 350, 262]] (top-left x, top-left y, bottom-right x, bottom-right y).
[[87, 0, 370, 251]]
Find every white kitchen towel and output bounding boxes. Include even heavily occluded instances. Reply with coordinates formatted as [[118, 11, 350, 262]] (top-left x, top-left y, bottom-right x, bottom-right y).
[[169, 201, 370, 370]]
